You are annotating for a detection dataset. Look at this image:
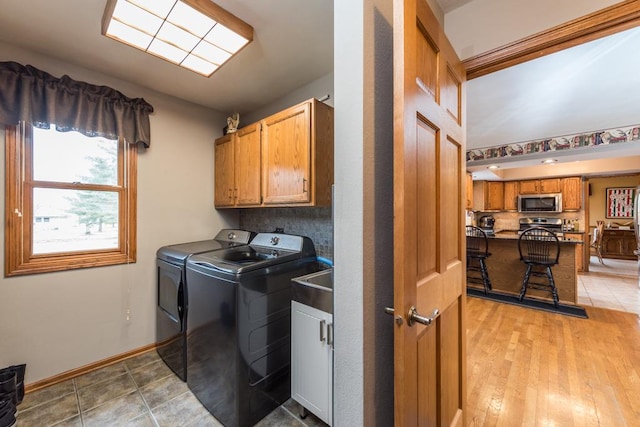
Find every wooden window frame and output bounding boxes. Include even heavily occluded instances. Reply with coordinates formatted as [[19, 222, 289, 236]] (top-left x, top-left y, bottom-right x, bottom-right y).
[[4, 123, 137, 276]]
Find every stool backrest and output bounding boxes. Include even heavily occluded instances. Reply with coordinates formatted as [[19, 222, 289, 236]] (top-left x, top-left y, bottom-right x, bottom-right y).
[[518, 227, 560, 264], [466, 225, 489, 257], [591, 220, 605, 246]]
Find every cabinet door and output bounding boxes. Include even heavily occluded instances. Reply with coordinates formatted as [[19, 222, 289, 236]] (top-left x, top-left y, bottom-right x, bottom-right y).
[[564, 233, 584, 272], [466, 173, 473, 210], [262, 102, 311, 204], [540, 178, 561, 193], [485, 181, 504, 210], [214, 134, 235, 207], [234, 123, 262, 206], [561, 177, 582, 211], [519, 180, 539, 194], [291, 301, 332, 425], [503, 181, 519, 211]]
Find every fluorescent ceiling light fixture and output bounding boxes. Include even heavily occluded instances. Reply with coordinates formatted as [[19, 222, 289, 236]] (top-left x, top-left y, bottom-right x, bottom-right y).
[[487, 165, 500, 169], [102, 0, 253, 77], [541, 159, 558, 164]]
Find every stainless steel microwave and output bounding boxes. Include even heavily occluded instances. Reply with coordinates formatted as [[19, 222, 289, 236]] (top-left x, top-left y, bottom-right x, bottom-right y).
[[518, 193, 562, 213]]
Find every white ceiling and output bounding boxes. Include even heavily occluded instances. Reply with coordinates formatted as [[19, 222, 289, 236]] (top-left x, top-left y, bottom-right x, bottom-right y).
[[0, 0, 638, 179], [0, 0, 333, 116], [467, 25, 640, 150]]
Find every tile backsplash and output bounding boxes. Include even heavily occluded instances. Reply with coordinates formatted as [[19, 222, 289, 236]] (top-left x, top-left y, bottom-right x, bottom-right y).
[[239, 207, 333, 259]]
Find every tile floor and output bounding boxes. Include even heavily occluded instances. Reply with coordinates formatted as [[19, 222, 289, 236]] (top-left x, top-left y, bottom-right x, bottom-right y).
[[16, 351, 327, 427], [577, 256, 640, 315]]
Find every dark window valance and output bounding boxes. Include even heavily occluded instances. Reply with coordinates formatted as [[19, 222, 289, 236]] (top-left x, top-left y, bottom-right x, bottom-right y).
[[0, 61, 154, 147]]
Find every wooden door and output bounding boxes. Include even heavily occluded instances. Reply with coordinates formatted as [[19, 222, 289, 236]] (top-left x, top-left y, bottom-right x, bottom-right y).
[[519, 179, 539, 194], [485, 181, 504, 210], [234, 123, 262, 206], [504, 181, 519, 211], [393, 0, 466, 425], [561, 176, 582, 211], [540, 178, 561, 193], [262, 101, 311, 204], [214, 134, 235, 207]]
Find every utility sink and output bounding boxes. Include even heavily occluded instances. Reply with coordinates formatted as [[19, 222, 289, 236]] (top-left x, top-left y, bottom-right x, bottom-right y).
[[292, 268, 333, 313]]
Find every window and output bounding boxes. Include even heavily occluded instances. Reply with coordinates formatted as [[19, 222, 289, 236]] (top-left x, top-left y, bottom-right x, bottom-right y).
[[4, 122, 137, 276]]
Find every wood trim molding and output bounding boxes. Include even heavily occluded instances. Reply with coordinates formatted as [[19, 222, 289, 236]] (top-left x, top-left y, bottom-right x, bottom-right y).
[[24, 343, 157, 394], [463, 0, 640, 79]]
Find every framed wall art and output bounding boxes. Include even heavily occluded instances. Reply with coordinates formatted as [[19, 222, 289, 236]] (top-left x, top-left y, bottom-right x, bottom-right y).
[[605, 187, 636, 218]]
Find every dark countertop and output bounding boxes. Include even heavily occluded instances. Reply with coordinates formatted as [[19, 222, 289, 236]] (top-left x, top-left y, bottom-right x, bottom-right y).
[[491, 230, 583, 244]]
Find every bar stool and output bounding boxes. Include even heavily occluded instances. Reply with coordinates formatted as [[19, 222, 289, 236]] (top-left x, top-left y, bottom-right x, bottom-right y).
[[466, 225, 492, 294], [517, 227, 561, 307]]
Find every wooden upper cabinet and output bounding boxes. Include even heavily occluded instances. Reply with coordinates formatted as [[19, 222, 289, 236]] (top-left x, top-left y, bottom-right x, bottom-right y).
[[234, 123, 262, 206], [214, 123, 262, 208], [518, 179, 539, 194], [473, 181, 503, 211], [466, 172, 473, 210], [540, 178, 561, 193], [519, 178, 561, 194], [262, 98, 334, 206], [561, 176, 582, 211], [503, 181, 519, 211], [214, 98, 334, 209], [214, 134, 235, 207]]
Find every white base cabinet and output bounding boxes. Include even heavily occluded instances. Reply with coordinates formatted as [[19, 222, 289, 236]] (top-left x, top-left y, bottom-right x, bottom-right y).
[[291, 300, 333, 425]]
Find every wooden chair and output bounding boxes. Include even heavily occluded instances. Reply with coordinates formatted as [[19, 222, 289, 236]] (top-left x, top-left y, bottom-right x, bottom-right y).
[[590, 220, 605, 264], [466, 225, 492, 294], [517, 227, 561, 307]]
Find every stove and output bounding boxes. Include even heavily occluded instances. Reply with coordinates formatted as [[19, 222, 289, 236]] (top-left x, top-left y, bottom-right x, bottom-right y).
[[518, 217, 563, 237]]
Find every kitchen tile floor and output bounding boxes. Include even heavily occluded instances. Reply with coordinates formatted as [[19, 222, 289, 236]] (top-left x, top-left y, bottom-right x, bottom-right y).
[[578, 256, 640, 315], [16, 351, 327, 427]]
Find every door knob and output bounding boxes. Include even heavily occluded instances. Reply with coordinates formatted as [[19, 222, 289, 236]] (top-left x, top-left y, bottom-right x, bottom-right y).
[[407, 306, 439, 327]]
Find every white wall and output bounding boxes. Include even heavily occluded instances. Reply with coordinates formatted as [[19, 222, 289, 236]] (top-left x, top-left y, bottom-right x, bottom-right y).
[[334, 0, 394, 425], [242, 72, 334, 125], [445, 0, 620, 59], [0, 42, 237, 384]]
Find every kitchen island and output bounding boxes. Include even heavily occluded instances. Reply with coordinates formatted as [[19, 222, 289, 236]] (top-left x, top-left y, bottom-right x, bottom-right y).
[[469, 231, 583, 305]]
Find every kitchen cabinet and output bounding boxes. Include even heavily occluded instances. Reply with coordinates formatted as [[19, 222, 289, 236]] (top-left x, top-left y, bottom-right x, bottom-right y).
[[291, 301, 333, 425], [214, 98, 334, 208], [466, 172, 473, 210], [473, 181, 504, 211], [519, 178, 561, 194], [564, 232, 585, 272], [213, 122, 262, 208], [503, 181, 519, 211], [540, 178, 561, 193], [561, 177, 582, 211], [262, 98, 334, 206], [601, 229, 637, 260], [214, 134, 235, 207]]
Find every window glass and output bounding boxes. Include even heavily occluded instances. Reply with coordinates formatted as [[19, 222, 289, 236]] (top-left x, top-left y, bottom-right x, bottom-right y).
[[33, 125, 118, 185], [32, 188, 119, 254]]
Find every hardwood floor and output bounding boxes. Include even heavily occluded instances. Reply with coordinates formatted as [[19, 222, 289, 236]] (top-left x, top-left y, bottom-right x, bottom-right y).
[[466, 296, 640, 426]]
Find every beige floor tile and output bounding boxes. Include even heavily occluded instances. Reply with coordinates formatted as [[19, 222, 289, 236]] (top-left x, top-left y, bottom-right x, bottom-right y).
[[139, 371, 189, 409], [17, 392, 79, 427], [82, 390, 148, 427], [78, 372, 138, 411], [20, 379, 75, 411], [75, 362, 128, 389], [125, 350, 163, 372], [51, 415, 83, 427], [152, 391, 213, 427], [121, 412, 158, 427], [130, 359, 174, 388], [254, 406, 306, 427]]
